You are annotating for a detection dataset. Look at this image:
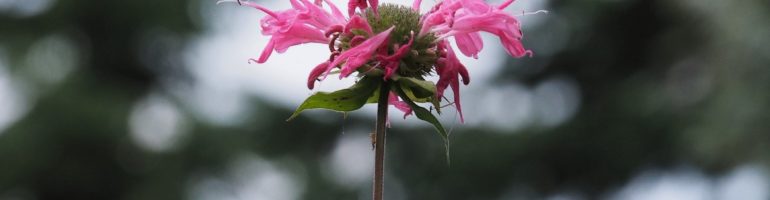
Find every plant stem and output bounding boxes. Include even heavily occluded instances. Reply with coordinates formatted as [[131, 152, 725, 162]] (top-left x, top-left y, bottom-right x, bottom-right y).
[[373, 81, 391, 200]]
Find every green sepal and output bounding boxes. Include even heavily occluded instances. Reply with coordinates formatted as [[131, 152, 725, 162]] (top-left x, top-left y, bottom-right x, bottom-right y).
[[288, 76, 379, 121], [368, 76, 438, 104], [392, 76, 434, 99], [394, 86, 450, 164], [393, 76, 441, 113]]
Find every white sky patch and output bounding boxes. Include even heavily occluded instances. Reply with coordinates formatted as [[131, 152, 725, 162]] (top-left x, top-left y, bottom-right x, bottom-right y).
[[187, 155, 306, 200], [187, 174, 240, 200], [715, 165, 769, 200], [606, 167, 712, 200], [532, 76, 581, 127], [467, 83, 535, 132], [0, 0, 54, 18], [322, 131, 374, 188], [187, 0, 551, 129], [0, 55, 31, 136], [232, 155, 306, 200], [128, 92, 189, 153], [607, 165, 770, 200]]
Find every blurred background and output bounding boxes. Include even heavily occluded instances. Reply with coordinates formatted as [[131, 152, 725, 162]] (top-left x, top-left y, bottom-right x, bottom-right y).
[[1, 0, 769, 199]]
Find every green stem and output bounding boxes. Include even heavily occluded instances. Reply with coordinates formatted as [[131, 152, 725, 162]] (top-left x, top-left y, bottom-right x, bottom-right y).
[[373, 81, 390, 200]]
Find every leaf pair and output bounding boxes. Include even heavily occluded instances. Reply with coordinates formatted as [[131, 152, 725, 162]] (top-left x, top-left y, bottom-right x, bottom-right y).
[[288, 76, 450, 163]]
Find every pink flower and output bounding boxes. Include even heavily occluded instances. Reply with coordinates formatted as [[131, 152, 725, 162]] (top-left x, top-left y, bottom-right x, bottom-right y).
[[224, 0, 537, 122], [222, 0, 346, 63], [422, 0, 532, 58]]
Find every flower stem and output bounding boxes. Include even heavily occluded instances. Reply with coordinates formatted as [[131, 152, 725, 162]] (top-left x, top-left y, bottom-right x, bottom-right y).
[[373, 81, 390, 200]]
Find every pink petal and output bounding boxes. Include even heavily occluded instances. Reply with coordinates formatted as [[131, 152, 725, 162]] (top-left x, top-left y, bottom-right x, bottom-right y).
[[290, 0, 304, 10], [234, 0, 345, 63], [412, 0, 423, 11], [307, 61, 330, 89], [273, 25, 329, 53], [323, 0, 346, 20], [256, 39, 276, 63], [449, 75, 464, 123], [368, 0, 379, 15], [498, 0, 515, 9], [329, 27, 394, 78], [389, 92, 413, 118], [435, 40, 469, 123], [344, 15, 374, 35], [453, 32, 483, 59], [379, 33, 414, 80], [347, 0, 366, 16], [421, 0, 532, 59], [500, 34, 532, 58]]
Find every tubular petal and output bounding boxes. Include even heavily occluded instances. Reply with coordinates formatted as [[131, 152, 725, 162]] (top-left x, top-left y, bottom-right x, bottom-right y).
[[329, 27, 394, 79], [436, 40, 469, 123], [453, 32, 483, 59], [234, 0, 344, 63], [307, 61, 330, 89], [421, 0, 531, 59], [389, 92, 413, 118], [345, 15, 374, 35], [412, 0, 423, 11]]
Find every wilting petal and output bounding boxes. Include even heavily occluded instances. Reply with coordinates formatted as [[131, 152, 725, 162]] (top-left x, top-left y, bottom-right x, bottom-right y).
[[500, 33, 533, 57], [436, 40, 469, 123], [389, 92, 413, 118]]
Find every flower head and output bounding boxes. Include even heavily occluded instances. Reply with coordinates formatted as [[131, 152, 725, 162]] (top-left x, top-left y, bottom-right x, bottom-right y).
[[221, 0, 538, 123]]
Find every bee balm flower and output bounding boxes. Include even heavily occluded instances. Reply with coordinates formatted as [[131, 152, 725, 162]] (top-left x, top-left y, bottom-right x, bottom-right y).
[[219, 0, 535, 124]]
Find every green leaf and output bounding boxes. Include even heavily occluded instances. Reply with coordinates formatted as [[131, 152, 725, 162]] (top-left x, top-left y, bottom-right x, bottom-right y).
[[288, 76, 380, 121], [394, 86, 450, 164], [366, 85, 381, 104]]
